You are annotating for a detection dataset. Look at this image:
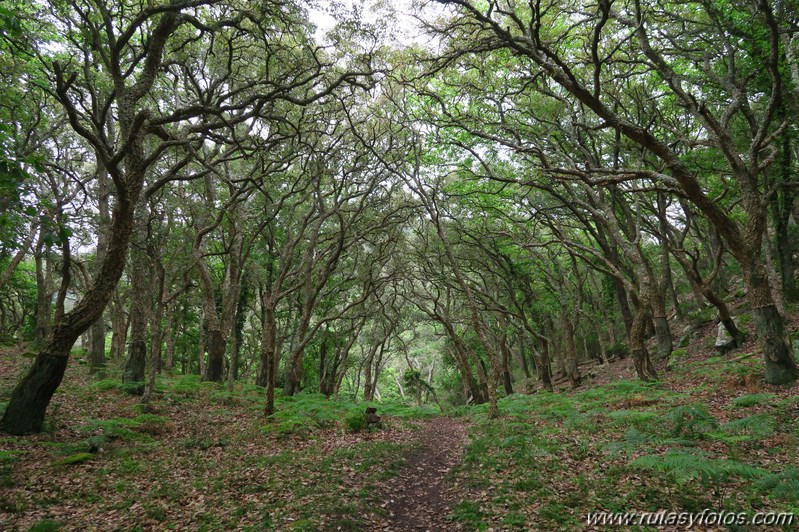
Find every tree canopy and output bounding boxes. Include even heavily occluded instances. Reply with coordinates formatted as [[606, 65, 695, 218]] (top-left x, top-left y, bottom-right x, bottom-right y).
[[0, 0, 797, 436]]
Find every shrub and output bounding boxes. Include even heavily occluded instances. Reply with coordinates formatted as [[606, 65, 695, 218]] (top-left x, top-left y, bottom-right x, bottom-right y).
[[344, 408, 367, 432], [606, 342, 629, 359], [170, 374, 203, 396]]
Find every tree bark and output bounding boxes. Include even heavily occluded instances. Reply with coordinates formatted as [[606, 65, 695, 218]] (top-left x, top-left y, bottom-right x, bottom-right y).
[[261, 294, 278, 416], [532, 336, 553, 392], [516, 332, 531, 378], [2, 175, 139, 433], [89, 156, 111, 374], [629, 304, 658, 381], [746, 263, 798, 385], [163, 310, 176, 373], [205, 329, 226, 383], [773, 129, 799, 303], [123, 217, 150, 395], [499, 335, 513, 395], [561, 312, 581, 388], [33, 236, 51, 346], [109, 294, 129, 362]]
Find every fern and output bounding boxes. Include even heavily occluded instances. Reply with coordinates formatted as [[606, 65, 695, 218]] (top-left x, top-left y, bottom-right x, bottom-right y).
[[631, 450, 764, 485], [604, 427, 695, 455], [757, 466, 799, 503], [500, 435, 550, 459], [92, 379, 122, 392], [169, 374, 203, 396], [607, 410, 659, 427], [77, 417, 153, 441], [720, 414, 775, 438], [731, 393, 776, 408], [661, 403, 718, 437]]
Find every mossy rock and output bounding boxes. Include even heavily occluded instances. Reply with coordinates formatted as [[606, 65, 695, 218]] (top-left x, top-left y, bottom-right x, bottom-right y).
[[687, 307, 715, 326], [53, 453, 94, 466]]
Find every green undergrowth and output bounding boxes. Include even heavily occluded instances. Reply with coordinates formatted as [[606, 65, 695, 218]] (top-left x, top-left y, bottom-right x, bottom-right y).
[[0, 362, 440, 529], [451, 369, 799, 530]]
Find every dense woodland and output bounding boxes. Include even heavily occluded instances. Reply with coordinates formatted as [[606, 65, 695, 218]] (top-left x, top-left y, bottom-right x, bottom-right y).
[[1, 0, 799, 529]]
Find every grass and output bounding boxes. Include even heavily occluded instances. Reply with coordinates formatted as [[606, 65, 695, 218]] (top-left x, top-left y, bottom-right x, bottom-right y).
[[1, 337, 797, 530], [0, 357, 435, 530], [449, 361, 799, 530]]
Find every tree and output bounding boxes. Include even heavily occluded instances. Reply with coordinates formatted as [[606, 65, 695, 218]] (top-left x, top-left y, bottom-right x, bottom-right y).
[[2, 0, 376, 434], [423, 0, 797, 384]]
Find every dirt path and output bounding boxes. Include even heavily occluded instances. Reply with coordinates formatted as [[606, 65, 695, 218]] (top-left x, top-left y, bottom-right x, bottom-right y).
[[375, 417, 469, 531]]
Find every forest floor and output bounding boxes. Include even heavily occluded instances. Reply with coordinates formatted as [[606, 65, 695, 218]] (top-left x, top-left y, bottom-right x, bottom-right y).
[[0, 348, 467, 531], [373, 417, 469, 531], [1, 309, 799, 531]]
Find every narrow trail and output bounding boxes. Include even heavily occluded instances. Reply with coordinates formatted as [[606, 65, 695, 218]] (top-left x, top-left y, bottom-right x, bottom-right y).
[[375, 417, 470, 531]]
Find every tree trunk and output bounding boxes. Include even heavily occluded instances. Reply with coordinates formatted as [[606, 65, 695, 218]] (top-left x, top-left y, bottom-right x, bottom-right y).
[[143, 269, 167, 402], [89, 157, 111, 375], [561, 314, 581, 388], [773, 129, 799, 303], [754, 305, 799, 384], [612, 276, 634, 340], [197, 314, 206, 376], [0, 349, 68, 434], [163, 306, 177, 373], [109, 292, 128, 362], [650, 287, 673, 359], [261, 296, 278, 416], [362, 320, 381, 401], [33, 238, 51, 346], [745, 264, 798, 385], [283, 300, 313, 396], [653, 315, 673, 359], [123, 233, 150, 395], [394, 372, 406, 399], [441, 320, 484, 403], [88, 318, 106, 375], [597, 326, 610, 364], [763, 234, 786, 316], [704, 291, 746, 347], [532, 336, 553, 392], [205, 329, 226, 382], [517, 332, 531, 379], [318, 332, 329, 395], [1, 175, 139, 434], [499, 331, 514, 395], [657, 192, 681, 317], [629, 306, 658, 381]]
